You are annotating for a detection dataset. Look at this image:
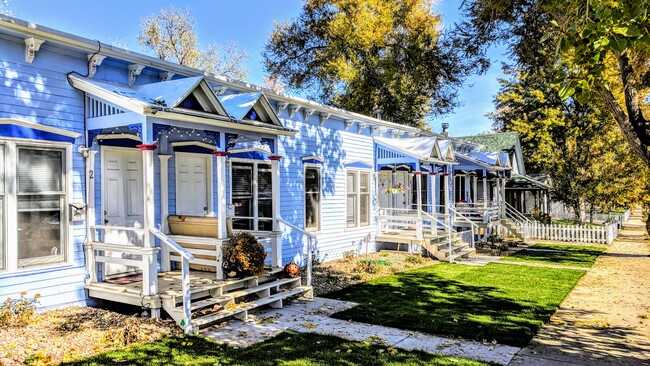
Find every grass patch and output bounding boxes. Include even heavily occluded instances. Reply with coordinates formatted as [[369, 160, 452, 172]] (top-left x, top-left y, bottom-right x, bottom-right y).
[[60, 331, 489, 366], [501, 244, 606, 268], [325, 263, 585, 347]]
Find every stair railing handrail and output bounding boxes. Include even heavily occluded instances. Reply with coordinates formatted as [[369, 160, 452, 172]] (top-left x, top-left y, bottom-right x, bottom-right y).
[[421, 210, 455, 263], [275, 217, 316, 287], [504, 202, 531, 224], [447, 206, 478, 248], [149, 227, 195, 334]]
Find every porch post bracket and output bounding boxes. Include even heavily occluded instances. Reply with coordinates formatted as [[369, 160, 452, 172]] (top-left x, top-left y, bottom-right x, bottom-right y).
[[269, 155, 283, 161], [87, 53, 107, 78], [302, 108, 316, 122], [318, 112, 331, 125], [159, 72, 175, 82], [213, 151, 229, 157], [136, 143, 158, 151], [414, 171, 422, 175], [128, 64, 146, 86], [24, 37, 45, 63]]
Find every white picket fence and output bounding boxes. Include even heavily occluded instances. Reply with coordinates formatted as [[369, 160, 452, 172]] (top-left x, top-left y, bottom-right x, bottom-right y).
[[522, 221, 620, 244]]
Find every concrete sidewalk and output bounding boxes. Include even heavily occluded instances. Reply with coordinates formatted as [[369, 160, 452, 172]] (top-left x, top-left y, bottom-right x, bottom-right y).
[[202, 297, 520, 365], [509, 211, 650, 365]]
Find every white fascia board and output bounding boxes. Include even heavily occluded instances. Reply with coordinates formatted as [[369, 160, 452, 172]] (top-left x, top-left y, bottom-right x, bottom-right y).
[[154, 111, 297, 136], [0, 118, 81, 138]]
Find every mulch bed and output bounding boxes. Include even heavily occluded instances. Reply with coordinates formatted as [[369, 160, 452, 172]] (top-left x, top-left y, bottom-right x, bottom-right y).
[[308, 251, 437, 296], [0, 305, 177, 365]]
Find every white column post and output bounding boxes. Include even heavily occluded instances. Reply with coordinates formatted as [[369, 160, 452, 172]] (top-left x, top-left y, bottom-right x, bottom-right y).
[[429, 172, 437, 236], [445, 166, 451, 215], [482, 175, 488, 209], [158, 154, 171, 272], [472, 175, 478, 203], [415, 171, 423, 243], [214, 151, 229, 240], [137, 143, 159, 318], [84, 150, 98, 285], [501, 177, 507, 218], [270, 155, 282, 268]]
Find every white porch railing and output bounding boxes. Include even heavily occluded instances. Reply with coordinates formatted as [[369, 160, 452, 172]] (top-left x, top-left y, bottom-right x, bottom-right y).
[[447, 206, 478, 248], [378, 208, 424, 240], [150, 227, 196, 334], [454, 202, 502, 223], [521, 221, 620, 244], [275, 217, 316, 287], [505, 201, 531, 226], [86, 225, 197, 334]]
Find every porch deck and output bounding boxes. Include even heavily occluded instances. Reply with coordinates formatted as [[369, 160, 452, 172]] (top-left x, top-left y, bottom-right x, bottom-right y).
[[87, 267, 312, 329]]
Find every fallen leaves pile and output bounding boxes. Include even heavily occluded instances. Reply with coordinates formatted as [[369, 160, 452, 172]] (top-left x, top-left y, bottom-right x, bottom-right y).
[[0, 306, 176, 365]]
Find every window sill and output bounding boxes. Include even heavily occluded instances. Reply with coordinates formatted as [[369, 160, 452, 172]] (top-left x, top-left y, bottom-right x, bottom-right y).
[[0, 261, 76, 278]]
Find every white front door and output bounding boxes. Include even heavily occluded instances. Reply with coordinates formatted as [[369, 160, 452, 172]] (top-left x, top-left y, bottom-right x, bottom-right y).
[[176, 154, 209, 216], [378, 171, 391, 209], [102, 148, 144, 275], [394, 171, 409, 210]]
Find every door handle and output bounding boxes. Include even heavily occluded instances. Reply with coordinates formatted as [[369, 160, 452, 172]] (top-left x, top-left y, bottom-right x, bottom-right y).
[[104, 219, 109, 224], [204, 206, 208, 212]]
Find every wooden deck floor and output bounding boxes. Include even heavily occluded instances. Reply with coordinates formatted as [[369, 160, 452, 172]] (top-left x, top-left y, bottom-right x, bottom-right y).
[[88, 267, 284, 301]]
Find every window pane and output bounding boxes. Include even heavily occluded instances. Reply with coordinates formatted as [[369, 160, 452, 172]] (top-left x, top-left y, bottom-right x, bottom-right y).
[[360, 173, 369, 193], [17, 196, 63, 265], [346, 172, 356, 193], [346, 194, 357, 227], [305, 168, 320, 193], [305, 168, 321, 230], [360, 193, 369, 226], [306, 193, 320, 230], [18, 149, 63, 193]]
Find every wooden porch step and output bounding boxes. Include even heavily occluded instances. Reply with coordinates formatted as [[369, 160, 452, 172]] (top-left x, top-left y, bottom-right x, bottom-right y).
[[191, 286, 312, 328]]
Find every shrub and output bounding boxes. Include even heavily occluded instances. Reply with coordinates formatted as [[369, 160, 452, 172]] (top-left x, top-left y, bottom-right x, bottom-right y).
[[223, 232, 266, 276], [0, 291, 40, 327]]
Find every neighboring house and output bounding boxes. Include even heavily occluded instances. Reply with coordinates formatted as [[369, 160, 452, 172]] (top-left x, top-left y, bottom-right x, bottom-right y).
[[457, 132, 552, 216], [0, 16, 542, 332]]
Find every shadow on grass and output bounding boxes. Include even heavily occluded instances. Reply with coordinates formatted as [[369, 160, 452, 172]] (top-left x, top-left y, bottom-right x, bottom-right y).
[[325, 263, 585, 347], [61, 331, 489, 366]]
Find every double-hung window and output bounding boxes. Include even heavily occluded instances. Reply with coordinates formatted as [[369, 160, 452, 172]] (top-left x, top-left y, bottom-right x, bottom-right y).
[[17, 147, 66, 267], [0, 145, 4, 270], [304, 166, 321, 231], [346, 170, 370, 228]]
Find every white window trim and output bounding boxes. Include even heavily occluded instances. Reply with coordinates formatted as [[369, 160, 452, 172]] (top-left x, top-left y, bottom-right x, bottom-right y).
[[0, 138, 72, 274], [303, 163, 322, 233], [228, 158, 273, 231], [174, 152, 215, 216], [345, 168, 372, 230]]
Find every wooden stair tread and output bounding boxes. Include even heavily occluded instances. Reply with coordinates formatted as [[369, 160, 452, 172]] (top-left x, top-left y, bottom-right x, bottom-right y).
[[192, 286, 312, 327]]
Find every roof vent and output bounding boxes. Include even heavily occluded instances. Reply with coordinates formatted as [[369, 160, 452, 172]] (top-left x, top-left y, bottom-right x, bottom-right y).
[[441, 123, 450, 137]]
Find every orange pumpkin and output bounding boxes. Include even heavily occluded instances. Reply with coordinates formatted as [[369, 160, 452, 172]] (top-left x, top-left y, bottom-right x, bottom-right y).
[[284, 262, 300, 278]]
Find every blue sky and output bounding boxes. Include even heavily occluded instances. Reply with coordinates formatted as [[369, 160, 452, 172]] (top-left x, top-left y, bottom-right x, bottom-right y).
[[7, 0, 508, 136]]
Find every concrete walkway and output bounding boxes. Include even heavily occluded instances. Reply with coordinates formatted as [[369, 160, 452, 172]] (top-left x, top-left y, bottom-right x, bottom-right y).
[[202, 297, 520, 365], [510, 211, 650, 365]]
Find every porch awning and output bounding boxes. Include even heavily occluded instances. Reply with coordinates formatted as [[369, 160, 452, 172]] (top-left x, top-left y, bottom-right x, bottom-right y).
[[374, 136, 456, 171], [67, 74, 297, 137], [507, 173, 552, 190]]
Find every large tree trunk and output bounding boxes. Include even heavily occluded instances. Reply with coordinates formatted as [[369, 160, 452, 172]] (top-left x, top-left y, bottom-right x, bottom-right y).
[[596, 51, 650, 234]]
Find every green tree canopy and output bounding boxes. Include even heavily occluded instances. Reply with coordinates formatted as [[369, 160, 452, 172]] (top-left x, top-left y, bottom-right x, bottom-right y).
[[138, 6, 249, 80], [263, 0, 470, 127]]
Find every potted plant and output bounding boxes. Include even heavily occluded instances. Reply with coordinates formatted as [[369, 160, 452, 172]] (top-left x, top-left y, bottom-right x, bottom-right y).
[[222, 232, 266, 277], [381, 182, 409, 194]]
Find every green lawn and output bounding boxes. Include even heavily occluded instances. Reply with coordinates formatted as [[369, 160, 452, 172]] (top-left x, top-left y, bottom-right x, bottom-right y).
[[61, 331, 489, 366], [501, 244, 607, 268], [325, 263, 585, 347]]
